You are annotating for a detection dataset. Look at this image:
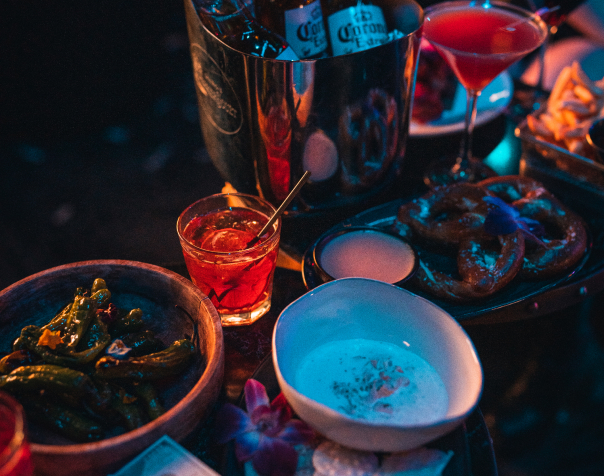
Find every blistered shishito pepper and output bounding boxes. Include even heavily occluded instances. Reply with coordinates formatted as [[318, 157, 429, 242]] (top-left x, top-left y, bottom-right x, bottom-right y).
[[91, 278, 108, 293], [19, 325, 66, 363], [108, 384, 146, 431], [94, 339, 195, 380], [77, 313, 111, 357], [109, 308, 144, 338], [89, 377, 114, 412], [62, 295, 96, 348], [0, 350, 37, 375], [132, 381, 165, 420], [0, 365, 106, 408], [119, 330, 163, 357], [91, 288, 111, 309], [11, 336, 28, 352], [19, 318, 110, 367], [40, 302, 73, 334], [24, 396, 105, 442]]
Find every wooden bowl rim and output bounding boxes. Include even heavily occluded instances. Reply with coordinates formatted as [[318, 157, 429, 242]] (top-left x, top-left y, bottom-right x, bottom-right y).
[[0, 259, 224, 456]]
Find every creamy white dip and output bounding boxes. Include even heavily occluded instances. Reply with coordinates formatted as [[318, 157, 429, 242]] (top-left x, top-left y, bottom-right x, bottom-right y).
[[294, 338, 448, 425], [318, 230, 415, 284]]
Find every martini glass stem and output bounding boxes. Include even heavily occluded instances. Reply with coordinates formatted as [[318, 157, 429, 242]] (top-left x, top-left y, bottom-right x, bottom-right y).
[[458, 89, 480, 164]]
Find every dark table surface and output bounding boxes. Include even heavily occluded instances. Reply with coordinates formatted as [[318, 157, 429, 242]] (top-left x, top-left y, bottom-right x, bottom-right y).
[[2, 3, 604, 473]]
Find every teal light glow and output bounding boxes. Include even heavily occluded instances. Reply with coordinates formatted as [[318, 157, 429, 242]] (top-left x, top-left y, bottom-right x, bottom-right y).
[[483, 121, 522, 175]]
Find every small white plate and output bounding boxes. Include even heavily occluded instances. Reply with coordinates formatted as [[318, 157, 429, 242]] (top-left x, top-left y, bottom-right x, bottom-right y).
[[410, 71, 513, 138]]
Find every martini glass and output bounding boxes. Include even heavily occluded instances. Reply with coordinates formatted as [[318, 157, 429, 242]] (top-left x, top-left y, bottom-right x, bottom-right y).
[[422, 0, 548, 187]]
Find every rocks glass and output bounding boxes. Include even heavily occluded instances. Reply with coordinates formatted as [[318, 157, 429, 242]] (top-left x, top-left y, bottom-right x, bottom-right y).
[[0, 392, 33, 476], [177, 193, 281, 326]]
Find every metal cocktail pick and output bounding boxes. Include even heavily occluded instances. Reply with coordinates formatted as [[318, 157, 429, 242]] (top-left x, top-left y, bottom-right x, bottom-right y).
[[246, 170, 312, 248]]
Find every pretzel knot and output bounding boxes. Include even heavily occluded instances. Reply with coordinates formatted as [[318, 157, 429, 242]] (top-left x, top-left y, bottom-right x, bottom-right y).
[[480, 176, 588, 280], [394, 176, 587, 302]]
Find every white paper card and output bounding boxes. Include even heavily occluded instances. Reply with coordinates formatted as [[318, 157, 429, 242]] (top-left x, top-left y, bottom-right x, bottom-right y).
[[109, 435, 220, 476]]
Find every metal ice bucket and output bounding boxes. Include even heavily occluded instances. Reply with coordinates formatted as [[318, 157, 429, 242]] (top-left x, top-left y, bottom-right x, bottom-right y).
[[184, 0, 423, 217]]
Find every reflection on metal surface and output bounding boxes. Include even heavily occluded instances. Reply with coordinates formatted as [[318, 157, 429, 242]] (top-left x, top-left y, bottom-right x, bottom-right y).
[[185, 0, 423, 216], [303, 130, 339, 181], [339, 88, 398, 191], [190, 43, 243, 136], [256, 63, 293, 201]]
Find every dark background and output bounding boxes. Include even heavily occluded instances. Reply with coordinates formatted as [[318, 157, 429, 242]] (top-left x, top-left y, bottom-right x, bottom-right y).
[[1, 1, 604, 475], [0, 0, 225, 290]]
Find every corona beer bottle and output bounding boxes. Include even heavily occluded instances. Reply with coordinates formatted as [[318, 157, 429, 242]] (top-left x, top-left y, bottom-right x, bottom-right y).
[[256, 0, 329, 59], [193, 0, 299, 59], [322, 0, 388, 56]]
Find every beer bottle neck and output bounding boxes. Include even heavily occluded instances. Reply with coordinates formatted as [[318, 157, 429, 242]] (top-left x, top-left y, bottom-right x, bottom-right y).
[[193, 0, 250, 18]]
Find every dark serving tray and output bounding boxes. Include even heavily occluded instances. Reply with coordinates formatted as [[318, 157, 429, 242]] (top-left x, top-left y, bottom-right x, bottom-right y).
[[220, 355, 498, 476], [302, 193, 604, 325]]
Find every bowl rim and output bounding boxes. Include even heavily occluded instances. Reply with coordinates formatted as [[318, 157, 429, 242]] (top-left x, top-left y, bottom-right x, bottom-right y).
[[272, 277, 483, 430], [0, 259, 225, 455], [311, 226, 419, 286]]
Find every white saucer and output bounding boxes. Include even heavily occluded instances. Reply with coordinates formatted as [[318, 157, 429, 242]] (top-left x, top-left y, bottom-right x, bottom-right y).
[[410, 71, 513, 138]]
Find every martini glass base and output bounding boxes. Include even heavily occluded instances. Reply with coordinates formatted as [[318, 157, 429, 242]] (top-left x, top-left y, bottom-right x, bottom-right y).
[[423, 156, 497, 189]]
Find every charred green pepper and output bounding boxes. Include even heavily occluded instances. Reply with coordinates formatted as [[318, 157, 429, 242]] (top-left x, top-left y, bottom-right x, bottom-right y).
[[24, 396, 105, 442], [0, 364, 106, 409], [62, 295, 96, 349], [119, 330, 163, 357], [90, 288, 111, 309], [0, 350, 37, 375], [40, 302, 73, 333], [19, 318, 111, 367], [75, 313, 112, 359], [94, 339, 195, 380], [109, 308, 144, 338], [11, 336, 28, 352], [91, 278, 108, 293], [131, 381, 165, 420], [107, 384, 146, 431]]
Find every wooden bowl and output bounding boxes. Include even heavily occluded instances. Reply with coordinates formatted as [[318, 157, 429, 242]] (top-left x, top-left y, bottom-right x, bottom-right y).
[[0, 260, 224, 476]]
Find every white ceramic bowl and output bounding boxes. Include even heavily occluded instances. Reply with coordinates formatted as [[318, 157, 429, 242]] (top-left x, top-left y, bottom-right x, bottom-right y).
[[272, 278, 483, 452]]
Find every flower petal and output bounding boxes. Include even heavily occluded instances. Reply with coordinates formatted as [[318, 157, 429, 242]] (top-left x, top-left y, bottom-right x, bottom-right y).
[[518, 216, 546, 235], [245, 379, 270, 413], [252, 436, 298, 476], [484, 196, 519, 215], [214, 403, 253, 444], [484, 208, 520, 235], [235, 430, 261, 462], [518, 226, 547, 247], [251, 404, 283, 437], [277, 420, 315, 445], [271, 393, 293, 424], [483, 196, 522, 236], [483, 195, 547, 245]]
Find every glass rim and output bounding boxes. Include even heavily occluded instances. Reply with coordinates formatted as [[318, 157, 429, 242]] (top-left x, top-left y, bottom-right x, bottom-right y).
[[176, 192, 281, 255], [422, 0, 548, 59], [0, 391, 26, 468], [587, 119, 604, 153]]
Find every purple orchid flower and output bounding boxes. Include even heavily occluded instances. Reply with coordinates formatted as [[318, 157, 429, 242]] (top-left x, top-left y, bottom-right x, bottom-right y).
[[215, 379, 315, 476], [483, 196, 545, 246]]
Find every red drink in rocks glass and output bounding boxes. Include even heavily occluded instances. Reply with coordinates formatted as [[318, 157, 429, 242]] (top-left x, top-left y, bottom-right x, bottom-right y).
[[177, 193, 281, 326], [0, 392, 33, 476]]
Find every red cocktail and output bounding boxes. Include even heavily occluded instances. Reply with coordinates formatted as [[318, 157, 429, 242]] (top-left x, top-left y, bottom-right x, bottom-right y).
[[177, 193, 281, 326], [0, 392, 33, 476], [421, 1, 548, 186], [424, 5, 546, 91]]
